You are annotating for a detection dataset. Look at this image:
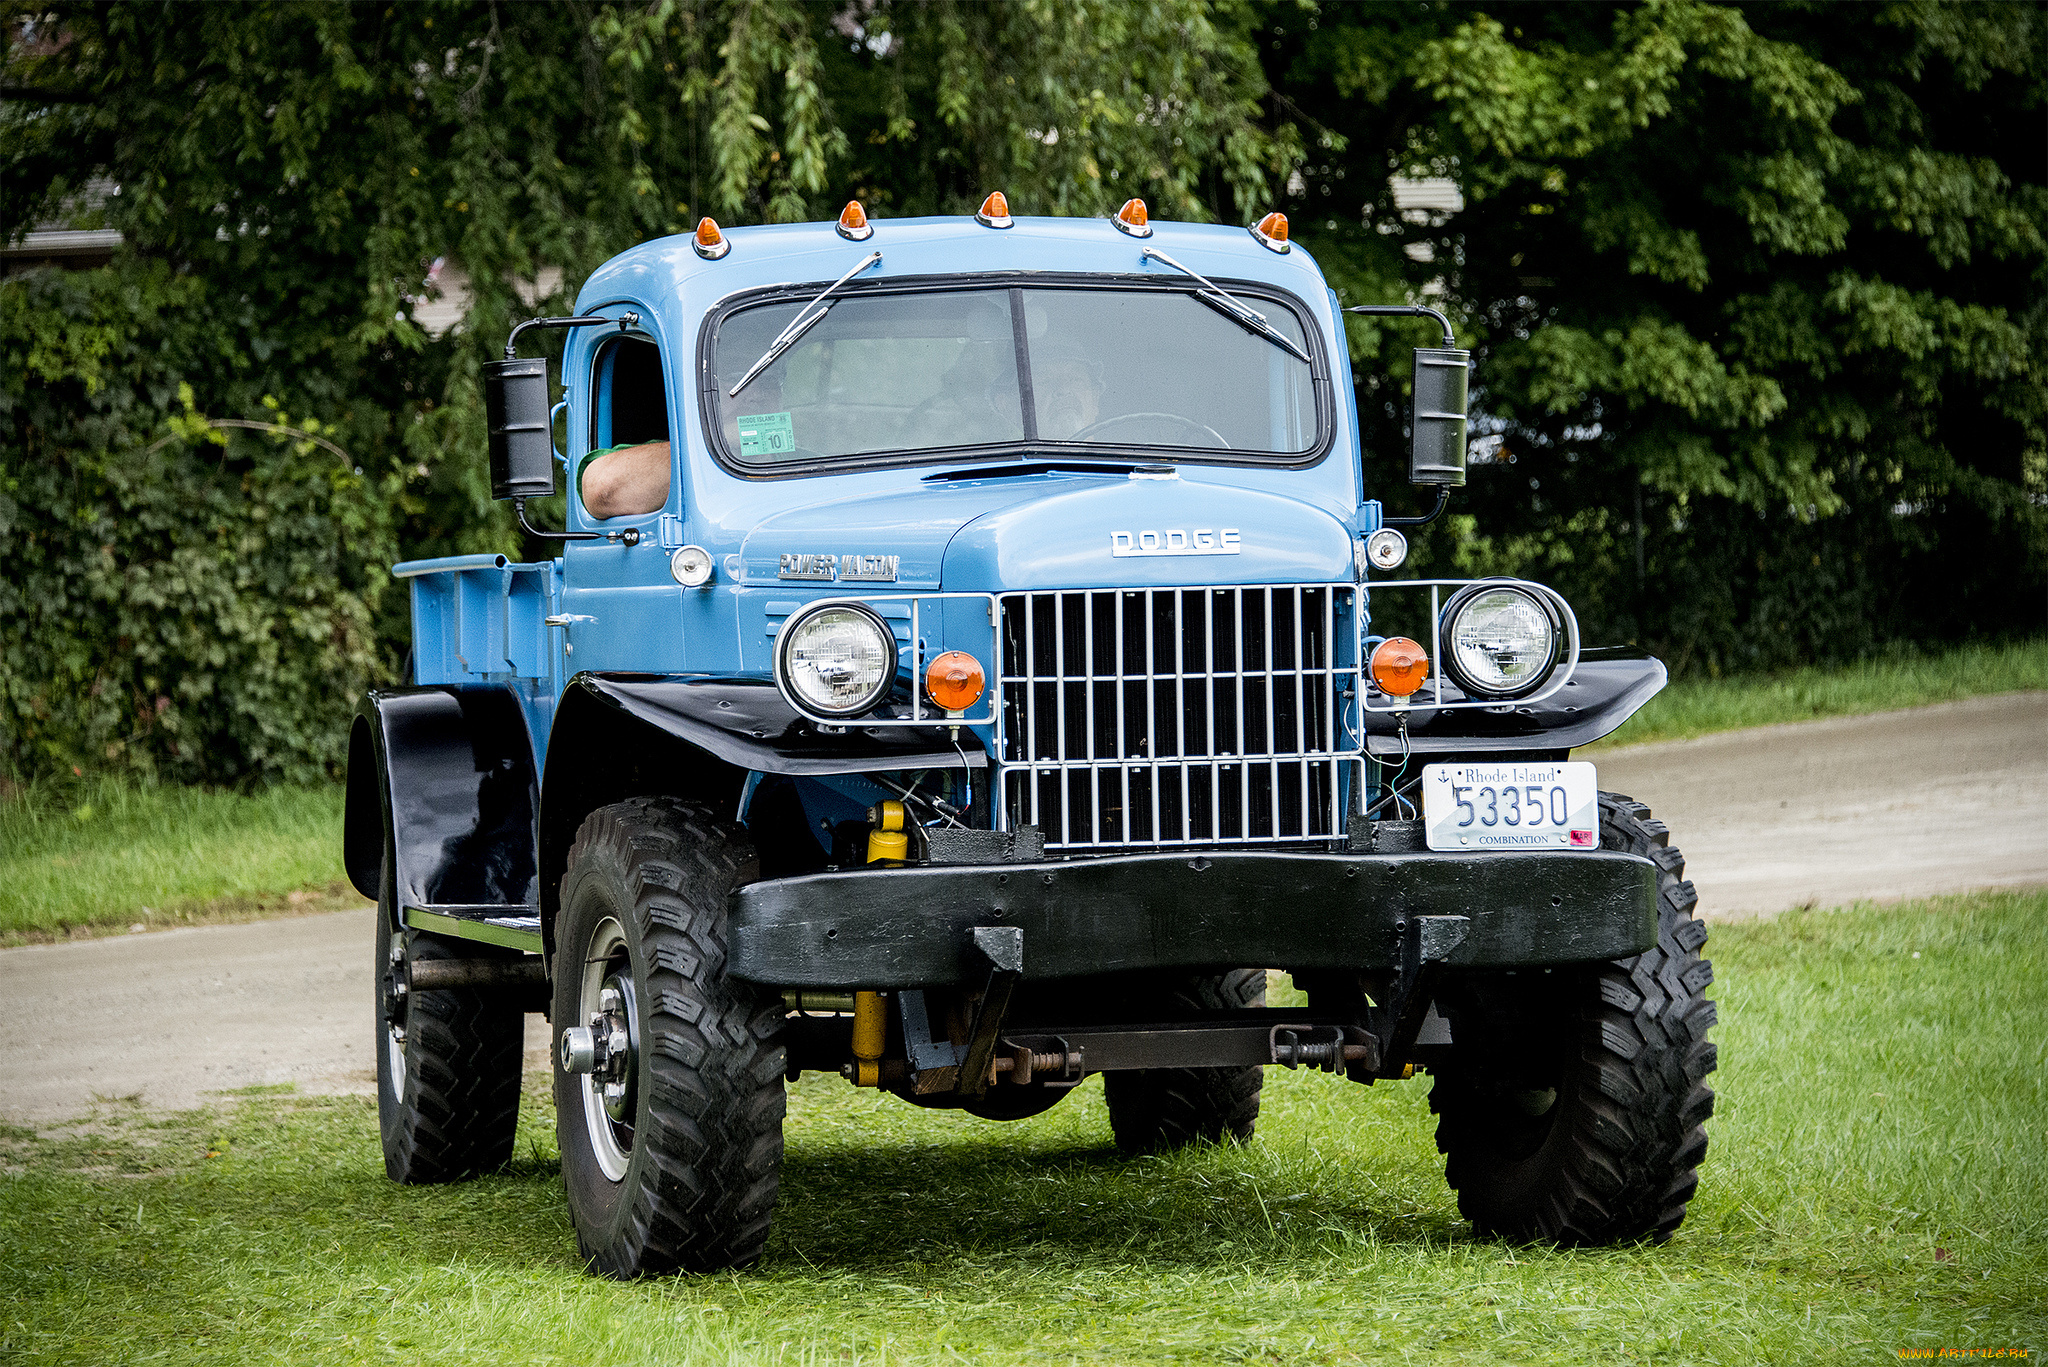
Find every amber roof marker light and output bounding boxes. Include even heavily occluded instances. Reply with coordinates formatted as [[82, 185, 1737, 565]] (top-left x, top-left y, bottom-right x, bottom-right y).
[[1370, 636, 1430, 699], [836, 200, 873, 242], [1113, 198, 1152, 238], [1250, 211, 1290, 254], [693, 216, 730, 260], [975, 191, 1014, 228]]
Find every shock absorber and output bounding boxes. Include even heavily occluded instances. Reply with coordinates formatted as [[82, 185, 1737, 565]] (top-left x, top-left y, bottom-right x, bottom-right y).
[[840, 801, 909, 1086], [849, 990, 887, 1087]]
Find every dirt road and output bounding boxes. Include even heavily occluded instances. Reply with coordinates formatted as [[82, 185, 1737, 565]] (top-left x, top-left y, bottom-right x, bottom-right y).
[[4, 692, 2041, 1126], [1598, 691, 2048, 916]]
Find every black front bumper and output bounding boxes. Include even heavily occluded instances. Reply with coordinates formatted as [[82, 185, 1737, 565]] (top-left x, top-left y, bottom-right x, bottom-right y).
[[728, 845, 1657, 989]]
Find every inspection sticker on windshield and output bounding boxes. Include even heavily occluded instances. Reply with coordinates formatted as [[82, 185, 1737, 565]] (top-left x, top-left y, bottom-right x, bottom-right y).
[[737, 412, 795, 458], [1421, 761, 1600, 852]]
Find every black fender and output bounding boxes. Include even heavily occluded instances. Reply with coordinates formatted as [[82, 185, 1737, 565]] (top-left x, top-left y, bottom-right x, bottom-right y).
[[1361, 648, 1667, 757], [536, 673, 989, 961], [344, 686, 541, 915]]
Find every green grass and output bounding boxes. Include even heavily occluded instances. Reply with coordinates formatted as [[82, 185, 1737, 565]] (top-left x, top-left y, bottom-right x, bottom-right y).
[[1586, 638, 2048, 750], [0, 776, 353, 943], [4, 890, 2043, 1364]]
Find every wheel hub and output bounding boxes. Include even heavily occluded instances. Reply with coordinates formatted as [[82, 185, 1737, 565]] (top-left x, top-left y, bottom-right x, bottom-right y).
[[558, 977, 639, 1122], [383, 935, 409, 1090], [563, 916, 639, 1181]]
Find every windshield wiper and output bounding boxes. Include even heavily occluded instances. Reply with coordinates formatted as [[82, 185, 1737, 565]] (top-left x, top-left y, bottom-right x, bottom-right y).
[[727, 250, 883, 398], [1140, 246, 1311, 364]]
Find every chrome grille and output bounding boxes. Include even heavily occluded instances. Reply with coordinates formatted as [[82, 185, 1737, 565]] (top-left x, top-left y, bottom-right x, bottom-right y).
[[996, 585, 1361, 850]]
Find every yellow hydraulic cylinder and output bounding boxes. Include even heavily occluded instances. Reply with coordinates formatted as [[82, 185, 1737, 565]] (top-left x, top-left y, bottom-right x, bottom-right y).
[[851, 990, 886, 1087], [865, 799, 908, 863], [850, 803, 905, 1085]]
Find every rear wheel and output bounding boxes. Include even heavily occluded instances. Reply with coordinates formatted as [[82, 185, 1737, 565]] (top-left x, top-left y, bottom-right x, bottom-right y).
[[1103, 969, 1265, 1153], [554, 798, 787, 1277], [374, 849, 524, 1183], [1430, 792, 1717, 1244]]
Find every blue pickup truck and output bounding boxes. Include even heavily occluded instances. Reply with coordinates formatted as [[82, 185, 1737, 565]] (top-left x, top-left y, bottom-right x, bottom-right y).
[[344, 196, 1715, 1278]]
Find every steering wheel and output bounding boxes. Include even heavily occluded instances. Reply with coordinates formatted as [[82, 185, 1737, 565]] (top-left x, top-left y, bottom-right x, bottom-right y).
[[1069, 412, 1233, 449]]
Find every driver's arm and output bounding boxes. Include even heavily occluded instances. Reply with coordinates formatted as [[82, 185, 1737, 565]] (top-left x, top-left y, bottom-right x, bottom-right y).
[[580, 441, 671, 519]]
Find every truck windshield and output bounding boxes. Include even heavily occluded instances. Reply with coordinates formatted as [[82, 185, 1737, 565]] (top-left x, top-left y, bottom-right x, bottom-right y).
[[707, 284, 1320, 468]]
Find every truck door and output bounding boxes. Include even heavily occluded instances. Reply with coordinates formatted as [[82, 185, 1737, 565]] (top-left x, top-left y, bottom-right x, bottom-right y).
[[555, 319, 689, 676]]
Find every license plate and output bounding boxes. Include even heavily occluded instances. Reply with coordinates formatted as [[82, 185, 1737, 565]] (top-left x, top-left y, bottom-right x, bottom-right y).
[[1422, 761, 1600, 852]]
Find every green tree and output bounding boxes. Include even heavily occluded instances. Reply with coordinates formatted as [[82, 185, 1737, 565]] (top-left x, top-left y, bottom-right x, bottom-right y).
[[1, 0, 1297, 784], [1270, 0, 2046, 671]]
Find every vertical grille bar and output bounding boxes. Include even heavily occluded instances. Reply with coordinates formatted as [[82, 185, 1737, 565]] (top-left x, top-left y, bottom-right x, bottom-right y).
[[1265, 588, 1280, 838], [1116, 590, 1130, 846], [1054, 592, 1070, 845]]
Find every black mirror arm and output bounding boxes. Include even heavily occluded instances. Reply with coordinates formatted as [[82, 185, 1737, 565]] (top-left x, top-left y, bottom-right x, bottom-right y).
[[1343, 305, 1455, 348], [1382, 486, 1450, 528], [504, 314, 622, 360], [514, 496, 600, 542]]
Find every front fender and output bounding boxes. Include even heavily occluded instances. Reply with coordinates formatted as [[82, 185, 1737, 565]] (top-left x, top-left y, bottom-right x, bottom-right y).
[[1362, 649, 1667, 757], [536, 673, 989, 959]]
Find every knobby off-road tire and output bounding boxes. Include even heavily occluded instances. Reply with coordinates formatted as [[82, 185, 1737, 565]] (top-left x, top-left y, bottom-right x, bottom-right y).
[[554, 798, 787, 1278], [1103, 969, 1266, 1153], [374, 850, 524, 1183], [1430, 792, 1716, 1244]]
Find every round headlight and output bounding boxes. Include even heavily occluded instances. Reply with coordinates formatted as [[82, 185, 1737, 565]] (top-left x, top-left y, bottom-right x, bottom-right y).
[[1441, 584, 1560, 699], [776, 603, 897, 717]]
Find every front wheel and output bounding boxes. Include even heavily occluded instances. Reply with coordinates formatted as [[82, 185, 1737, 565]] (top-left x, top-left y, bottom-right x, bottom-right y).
[[554, 798, 787, 1277], [1430, 792, 1717, 1244]]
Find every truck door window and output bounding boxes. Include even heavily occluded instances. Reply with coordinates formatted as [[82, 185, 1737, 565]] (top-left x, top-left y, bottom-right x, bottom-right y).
[[706, 282, 1322, 472], [583, 334, 672, 519], [592, 335, 669, 449]]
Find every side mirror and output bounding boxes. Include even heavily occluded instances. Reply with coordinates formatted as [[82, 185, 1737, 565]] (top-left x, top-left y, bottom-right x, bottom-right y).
[[483, 356, 555, 501], [1409, 347, 1471, 487]]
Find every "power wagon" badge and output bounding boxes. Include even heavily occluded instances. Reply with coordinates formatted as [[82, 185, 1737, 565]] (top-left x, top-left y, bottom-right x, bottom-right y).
[[777, 552, 901, 582]]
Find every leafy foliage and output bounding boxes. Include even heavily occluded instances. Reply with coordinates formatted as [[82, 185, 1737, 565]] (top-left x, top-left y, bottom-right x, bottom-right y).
[[1, 260, 395, 783], [0, 0, 1297, 786], [1271, 0, 2046, 671]]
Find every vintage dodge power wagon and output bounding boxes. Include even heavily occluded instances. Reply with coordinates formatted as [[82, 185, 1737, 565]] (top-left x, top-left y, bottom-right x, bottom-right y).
[[344, 195, 1715, 1278]]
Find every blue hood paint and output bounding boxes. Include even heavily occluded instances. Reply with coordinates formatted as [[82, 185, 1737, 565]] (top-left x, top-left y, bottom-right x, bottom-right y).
[[941, 473, 1352, 590], [734, 469, 1353, 593], [735, 479, 1048, 589]]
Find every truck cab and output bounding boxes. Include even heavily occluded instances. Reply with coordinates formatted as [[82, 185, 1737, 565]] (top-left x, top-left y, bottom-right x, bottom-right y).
[[345, 197, 1715, 1278]]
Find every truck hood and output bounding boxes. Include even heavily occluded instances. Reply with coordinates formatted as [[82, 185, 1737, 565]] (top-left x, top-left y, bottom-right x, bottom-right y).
[[737, 470, 1355, 592]]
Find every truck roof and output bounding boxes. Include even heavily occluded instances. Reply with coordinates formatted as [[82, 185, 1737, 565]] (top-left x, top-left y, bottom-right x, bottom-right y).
[[575, 212, 1331, 315]]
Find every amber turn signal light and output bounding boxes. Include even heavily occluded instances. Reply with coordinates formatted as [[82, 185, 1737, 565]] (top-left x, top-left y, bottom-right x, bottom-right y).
[[975, 191, 1013, 228], [693, 216, 730, 260], [1113, 197, 1152, 237], [1370, 637, 1429, 697], [925, 651, 986, 711], [1251, 210, 1290, 253], [837, 200, 873, 241]]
